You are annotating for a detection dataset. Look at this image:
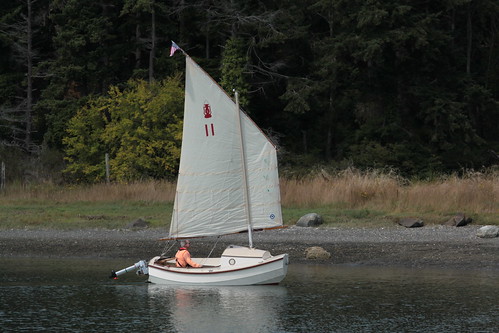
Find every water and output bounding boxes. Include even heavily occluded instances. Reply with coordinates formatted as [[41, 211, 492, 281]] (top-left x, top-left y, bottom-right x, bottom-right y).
[[1, 257, 498, 332]]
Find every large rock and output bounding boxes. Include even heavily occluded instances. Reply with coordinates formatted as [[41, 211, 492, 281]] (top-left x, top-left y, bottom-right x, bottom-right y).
[[444, 213, 472, 227], [296, 213, 323, 227], [398, 218, 424, 228], [304, 246, 331, 260], [476, 226, 499, 238]]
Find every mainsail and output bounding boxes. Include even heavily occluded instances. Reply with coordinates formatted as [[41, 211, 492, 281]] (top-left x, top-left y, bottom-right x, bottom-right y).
[[168, 57, 282, 239]]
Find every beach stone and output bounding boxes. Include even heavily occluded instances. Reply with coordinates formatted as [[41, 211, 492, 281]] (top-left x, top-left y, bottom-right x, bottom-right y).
[[127, 218, 150, 229], [304, 246, 331, 260], [296, 213, 323, 227], [398, 218, 424, 228], [444, 213, 472, 227], [476, 226, 499, 238]]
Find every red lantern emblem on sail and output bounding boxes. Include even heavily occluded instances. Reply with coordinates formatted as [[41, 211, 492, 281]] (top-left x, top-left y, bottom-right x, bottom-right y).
[[203, 103, 215, 136], [203, 103, 212, 118]]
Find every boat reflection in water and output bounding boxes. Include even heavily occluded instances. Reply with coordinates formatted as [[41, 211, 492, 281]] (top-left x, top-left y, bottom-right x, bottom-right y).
[[147, 284, 287, 332]]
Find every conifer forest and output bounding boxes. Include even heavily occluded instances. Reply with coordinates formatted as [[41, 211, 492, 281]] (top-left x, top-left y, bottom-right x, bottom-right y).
[[1, 0, 498, 183]]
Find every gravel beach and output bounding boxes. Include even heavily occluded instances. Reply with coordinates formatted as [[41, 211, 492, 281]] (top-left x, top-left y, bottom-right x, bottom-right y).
[[1, 225, 498, 270]]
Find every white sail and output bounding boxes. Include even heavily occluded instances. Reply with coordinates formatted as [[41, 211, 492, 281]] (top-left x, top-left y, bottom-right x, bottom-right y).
[[169, 57, 282, 239]]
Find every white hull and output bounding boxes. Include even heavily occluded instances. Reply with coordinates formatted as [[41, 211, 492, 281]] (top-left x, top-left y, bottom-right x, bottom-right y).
[[147, 246, 289, 286]]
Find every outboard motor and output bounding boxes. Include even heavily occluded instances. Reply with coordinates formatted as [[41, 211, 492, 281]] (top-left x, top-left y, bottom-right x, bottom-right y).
[[110, 260, 148, 279]]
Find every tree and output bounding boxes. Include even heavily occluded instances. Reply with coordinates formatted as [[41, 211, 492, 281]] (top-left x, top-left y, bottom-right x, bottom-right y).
[[286, 0, 498, 174], [0, 0, 497, 181], [0, 0, 40, 153], [220, 37, 250, 107], [38, 0, 131, 149], [121, 0, 168, 82], [63, 76, 184, 183]]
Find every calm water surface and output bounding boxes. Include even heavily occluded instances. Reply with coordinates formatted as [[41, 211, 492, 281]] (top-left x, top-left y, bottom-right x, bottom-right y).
[[1, 257, 498, 332]]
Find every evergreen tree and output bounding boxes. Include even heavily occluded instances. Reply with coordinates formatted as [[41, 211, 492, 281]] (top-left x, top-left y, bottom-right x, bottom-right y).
[[38, 0, 131, 149], [0, 0, 49, 153], [0, 0, 496, 182], [220, 37, 250, 108]]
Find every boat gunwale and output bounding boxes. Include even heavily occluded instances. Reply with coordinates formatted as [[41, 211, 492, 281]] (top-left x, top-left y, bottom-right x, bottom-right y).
[[148, 254, 287, 275]]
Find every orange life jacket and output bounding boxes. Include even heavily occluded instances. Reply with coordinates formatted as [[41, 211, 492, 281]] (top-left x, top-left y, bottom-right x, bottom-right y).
[[175, 248, 202, 268]]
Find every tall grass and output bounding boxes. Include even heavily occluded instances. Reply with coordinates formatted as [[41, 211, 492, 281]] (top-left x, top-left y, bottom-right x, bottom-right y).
[[395, 171, 498, 214], [1, 168, 497, 226], [281, 168, 401, 208], [280, 168, 498, 217], [0, 181, 176, 203]]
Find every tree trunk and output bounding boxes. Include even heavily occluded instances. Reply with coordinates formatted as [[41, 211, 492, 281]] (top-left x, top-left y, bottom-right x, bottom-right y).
[[466, 4, 472, 75], [25, 0, 33, 152], [302, 130, 308, 154], [179, 0, 186, 44], [149, 3, 156, 83], [325, 105, 333, 161], [325, 10, 334, 162], [135, 19, 141, 68], [205, 14, 210, 59]]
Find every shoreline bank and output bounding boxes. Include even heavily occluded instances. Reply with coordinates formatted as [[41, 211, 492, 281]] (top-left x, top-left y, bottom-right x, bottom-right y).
[[1, 225, 498, 270]]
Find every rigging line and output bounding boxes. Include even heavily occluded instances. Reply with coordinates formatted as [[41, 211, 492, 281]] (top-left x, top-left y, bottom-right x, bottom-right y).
[[160, 240, 176, 257], [199, 236, 222, 266]]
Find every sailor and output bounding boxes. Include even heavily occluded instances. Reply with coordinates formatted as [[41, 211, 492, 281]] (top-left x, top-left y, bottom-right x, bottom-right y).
[[175, 240, 202, 268]]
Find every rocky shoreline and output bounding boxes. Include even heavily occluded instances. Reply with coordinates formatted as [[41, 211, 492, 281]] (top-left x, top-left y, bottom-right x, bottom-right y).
[[1, 225, 498, 270]]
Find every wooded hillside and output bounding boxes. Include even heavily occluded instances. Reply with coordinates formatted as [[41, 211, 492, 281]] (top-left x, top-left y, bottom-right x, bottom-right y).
[[1, 0, 498, 183]]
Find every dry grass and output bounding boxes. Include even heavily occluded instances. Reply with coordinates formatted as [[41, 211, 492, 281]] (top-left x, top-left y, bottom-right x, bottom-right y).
[[281, 168, 401, 208], [394, 172, 498, 214], [0, 181, 176, 203], [1, 169, 497, 225], [280, 168, 498, 216]]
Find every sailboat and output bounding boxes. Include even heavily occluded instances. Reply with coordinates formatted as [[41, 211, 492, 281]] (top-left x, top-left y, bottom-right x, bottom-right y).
[[111, 46, 288, 286]]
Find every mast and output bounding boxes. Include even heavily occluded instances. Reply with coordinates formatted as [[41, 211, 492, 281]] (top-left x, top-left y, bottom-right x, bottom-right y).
[[235, 90, 254, 248]]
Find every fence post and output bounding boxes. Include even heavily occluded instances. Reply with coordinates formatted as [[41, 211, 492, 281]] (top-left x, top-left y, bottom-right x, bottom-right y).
[[1, 161, 5, 190], [105, 153, 110, 184]]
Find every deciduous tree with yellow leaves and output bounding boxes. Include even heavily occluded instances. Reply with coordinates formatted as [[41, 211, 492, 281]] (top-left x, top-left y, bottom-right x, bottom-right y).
[[63, 76, 184, 183]]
